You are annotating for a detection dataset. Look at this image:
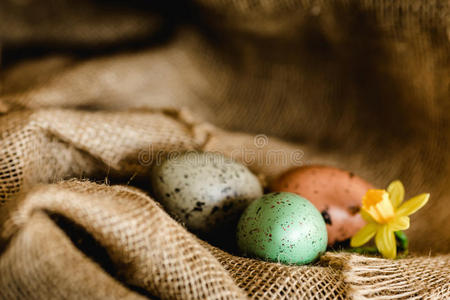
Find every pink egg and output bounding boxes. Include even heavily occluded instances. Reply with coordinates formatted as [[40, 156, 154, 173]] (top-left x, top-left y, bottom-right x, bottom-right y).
[[270, 165, 373, 246]]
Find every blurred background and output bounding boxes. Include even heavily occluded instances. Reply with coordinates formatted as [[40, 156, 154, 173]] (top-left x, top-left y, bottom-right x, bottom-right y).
[[1, 0, 449, 253]]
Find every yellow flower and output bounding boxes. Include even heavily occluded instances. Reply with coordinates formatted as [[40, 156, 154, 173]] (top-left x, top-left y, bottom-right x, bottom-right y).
[[350, 180, 429, 259]]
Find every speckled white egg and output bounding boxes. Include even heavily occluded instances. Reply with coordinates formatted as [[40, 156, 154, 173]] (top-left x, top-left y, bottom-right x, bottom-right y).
[[151, 152, 263, 237]]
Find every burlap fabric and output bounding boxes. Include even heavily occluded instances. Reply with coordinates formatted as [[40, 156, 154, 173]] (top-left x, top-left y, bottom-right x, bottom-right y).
[[1, 0, 449, 299]]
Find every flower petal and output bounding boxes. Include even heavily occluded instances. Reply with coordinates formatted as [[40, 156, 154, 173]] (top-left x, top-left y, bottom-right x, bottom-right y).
[[387, 180, 404, 208], [360, 208, 375, 223], [351, 223, 378, 247], [375, 225, 396, 259], [389, 216, 410, 231], [396, 193, 430, 217], [362, 190, 395, 223]]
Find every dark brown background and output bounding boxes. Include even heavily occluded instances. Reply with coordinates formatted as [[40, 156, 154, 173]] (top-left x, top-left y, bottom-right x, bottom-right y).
[[1, 0, 449, 253]]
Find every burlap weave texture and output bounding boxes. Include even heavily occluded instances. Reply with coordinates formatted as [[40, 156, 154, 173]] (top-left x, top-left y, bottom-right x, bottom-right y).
[[1, 0, 449, 299]]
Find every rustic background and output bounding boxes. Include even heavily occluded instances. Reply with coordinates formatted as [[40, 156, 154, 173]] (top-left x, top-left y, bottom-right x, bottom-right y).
[[0, 1, 449, 299]]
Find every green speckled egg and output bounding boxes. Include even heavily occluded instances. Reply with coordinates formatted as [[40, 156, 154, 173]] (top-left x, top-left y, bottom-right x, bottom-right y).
[[236, 192, 327, 265]]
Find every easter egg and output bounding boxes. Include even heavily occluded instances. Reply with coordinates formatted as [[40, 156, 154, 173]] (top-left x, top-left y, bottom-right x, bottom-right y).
[[270, 165, 373, 245], [151, 151, 263, 237], [236, 192, 327, 265]]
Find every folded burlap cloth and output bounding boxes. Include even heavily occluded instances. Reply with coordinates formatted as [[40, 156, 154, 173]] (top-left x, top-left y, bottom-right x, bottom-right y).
[[0, 109, 447, 299], [1, 0, 449, 299]]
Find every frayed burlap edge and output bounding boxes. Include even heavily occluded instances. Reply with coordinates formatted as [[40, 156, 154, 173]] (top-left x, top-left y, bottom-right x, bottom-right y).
[[323, 253, 450, 300]]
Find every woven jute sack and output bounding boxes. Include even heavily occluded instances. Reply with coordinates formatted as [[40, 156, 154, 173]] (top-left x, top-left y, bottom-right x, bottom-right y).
[[1, 0, 450, 298], [0, 109, 449, 299], [1, 0, 449, 254]]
